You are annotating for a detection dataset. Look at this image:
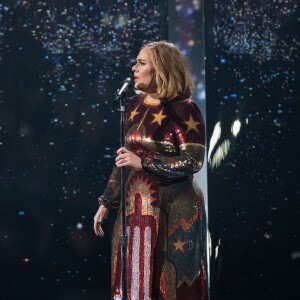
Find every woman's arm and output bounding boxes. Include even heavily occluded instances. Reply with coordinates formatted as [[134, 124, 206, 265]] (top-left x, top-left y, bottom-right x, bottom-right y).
[[141, 99, 205, 184]]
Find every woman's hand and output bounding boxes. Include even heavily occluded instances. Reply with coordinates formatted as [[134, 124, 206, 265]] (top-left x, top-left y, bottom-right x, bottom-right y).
[[94, 205, 109, 237], [115, 147, 142, 169]]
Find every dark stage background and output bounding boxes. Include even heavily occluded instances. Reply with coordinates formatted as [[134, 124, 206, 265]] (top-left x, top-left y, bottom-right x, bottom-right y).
[[0, 1, 167, 299], [0, 1, 206, 299], [205, 0, 299, 299]]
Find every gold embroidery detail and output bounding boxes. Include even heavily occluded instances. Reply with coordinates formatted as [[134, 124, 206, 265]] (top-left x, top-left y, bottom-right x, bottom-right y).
[[137, 108, 149, 131], [151, 109, 167, 126], [177, 272, 201, 288], [128, 107, 139, 122], [184, 115, 201, 133], [126, 125, 177, 154], [126, 176, 157, 215], [160, 261, 177, 300], [126, 175, 160, 233], [143, 99, 161, 106], [168, 188, 200, 236], [179, 142, 205, 150], [172, 237, 188, 253]]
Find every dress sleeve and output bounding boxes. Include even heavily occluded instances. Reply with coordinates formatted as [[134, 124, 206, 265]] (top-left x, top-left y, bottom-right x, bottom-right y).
[[98, 166, 120, 208], [141, 99, 205, 184]]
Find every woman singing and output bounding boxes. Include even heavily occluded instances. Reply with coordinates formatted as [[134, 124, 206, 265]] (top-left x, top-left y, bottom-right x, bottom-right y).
[[94, 41, 208, 300]]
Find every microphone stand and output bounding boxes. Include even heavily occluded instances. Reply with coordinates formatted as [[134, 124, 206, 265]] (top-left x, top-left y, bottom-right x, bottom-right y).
[[118, 92, 128, 300]]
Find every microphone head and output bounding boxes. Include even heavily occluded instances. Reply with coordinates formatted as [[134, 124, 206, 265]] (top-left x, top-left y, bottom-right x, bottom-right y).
[[123, 77, 132, 84], [114, 77, 133, 102]]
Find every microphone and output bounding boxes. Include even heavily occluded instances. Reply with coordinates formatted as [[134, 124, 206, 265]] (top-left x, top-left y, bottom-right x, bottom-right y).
[[114, 77, 132, 101]]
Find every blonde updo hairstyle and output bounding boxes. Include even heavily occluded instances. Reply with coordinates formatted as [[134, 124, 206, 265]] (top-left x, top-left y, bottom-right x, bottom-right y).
[[141, 41, 195, 100]]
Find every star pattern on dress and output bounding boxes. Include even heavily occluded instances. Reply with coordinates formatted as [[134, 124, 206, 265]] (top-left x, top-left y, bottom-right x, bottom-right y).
[[150, 109, 167, 126], [184, 115, 201, 133], [172, 237, 188, 253], [128, 107, 139, 122]]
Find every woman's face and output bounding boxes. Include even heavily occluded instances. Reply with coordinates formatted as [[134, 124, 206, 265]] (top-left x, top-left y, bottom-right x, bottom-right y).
[[132, 47, 156, 93]]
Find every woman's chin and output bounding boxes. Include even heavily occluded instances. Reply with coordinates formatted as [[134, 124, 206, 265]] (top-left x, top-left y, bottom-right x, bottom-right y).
[[136, 83, 148, 91]]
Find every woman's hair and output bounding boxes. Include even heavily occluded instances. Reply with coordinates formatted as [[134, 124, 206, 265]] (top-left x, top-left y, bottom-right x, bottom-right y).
[[141, 41, 195, 100]]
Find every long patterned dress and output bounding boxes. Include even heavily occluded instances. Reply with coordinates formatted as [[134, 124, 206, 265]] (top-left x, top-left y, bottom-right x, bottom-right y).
[[99, 94, 208, 300]]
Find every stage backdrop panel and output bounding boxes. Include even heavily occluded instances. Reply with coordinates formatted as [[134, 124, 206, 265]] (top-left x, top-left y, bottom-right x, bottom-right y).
[[205, 0, 299, 299], [0, 1, 167, 299]]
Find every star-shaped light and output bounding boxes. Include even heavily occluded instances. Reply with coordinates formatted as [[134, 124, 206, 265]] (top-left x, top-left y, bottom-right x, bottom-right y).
[[151, 109, 167, 126], [184, 115, 201, 133], [128, 107, 139, 122], [172, 237, 188, 253]]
